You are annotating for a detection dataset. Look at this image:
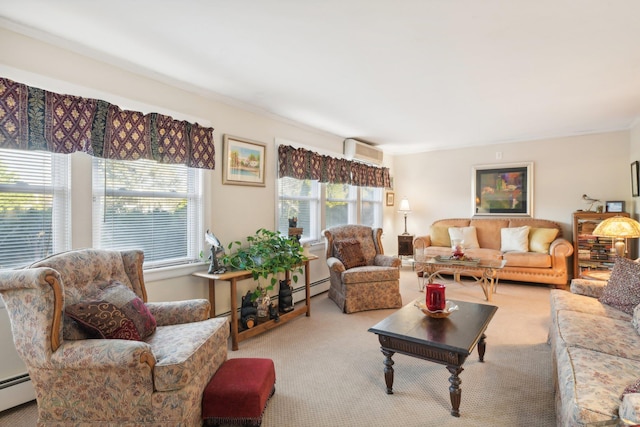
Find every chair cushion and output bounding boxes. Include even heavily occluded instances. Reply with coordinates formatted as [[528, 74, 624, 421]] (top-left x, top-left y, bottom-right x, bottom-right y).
[[334, 239, 367, 269], [599, 256, 640, 315], [65, 280, 156, 341], [529, 227, 559, 253]]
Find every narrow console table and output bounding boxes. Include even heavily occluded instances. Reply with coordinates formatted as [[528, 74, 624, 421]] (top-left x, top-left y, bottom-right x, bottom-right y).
[[193, 255, 317, 350]]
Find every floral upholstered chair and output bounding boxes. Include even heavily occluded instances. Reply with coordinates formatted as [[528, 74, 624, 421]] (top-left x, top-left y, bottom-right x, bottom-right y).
[[0, 249, 229, 426], [323, 225, 402, 313]]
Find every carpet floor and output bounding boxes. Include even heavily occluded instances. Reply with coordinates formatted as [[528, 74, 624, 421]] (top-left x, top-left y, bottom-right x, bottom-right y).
[[0, 268, 557, 426]]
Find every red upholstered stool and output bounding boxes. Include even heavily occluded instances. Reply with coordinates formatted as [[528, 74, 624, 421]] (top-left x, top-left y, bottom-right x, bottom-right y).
[[202, 358, 276, 427]]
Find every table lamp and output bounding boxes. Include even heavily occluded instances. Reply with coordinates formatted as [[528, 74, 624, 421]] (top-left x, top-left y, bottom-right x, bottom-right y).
[[398, 198, 411, 235], [592, 216, 640, 257]]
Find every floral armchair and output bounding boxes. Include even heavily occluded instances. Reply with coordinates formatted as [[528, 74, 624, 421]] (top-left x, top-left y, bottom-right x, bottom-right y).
[[323, 225, 402, 313], [0, 249, 229, 426]]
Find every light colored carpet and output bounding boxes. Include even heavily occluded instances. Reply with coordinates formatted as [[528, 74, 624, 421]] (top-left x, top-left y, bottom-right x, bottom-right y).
[[0, 269, 557, 426]]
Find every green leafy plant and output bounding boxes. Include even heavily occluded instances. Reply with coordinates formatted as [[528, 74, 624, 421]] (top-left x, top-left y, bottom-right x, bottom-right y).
[[221, 228, 307, 300]]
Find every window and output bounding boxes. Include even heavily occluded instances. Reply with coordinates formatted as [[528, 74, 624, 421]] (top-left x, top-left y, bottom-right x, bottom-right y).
[[277, 177, 319, 241], [360, 186, 383, 228], [0, 148, 70, 268], [277, 178, 383, 243], [325, 183, 356, 229], [92, 158, 202, 268]]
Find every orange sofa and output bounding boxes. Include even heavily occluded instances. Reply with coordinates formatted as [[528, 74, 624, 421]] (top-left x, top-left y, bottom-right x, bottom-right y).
[[413, 218, 574, 288]]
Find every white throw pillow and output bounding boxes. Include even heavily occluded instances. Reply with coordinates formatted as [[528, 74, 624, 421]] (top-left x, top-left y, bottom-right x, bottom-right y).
[[501, 226, 530, 252], [448, 226, 480, 249]]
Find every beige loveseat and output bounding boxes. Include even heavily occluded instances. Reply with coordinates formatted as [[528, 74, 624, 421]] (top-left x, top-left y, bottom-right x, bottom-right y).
[[413, 218, 574, 288], [550, 258, 640, 426]]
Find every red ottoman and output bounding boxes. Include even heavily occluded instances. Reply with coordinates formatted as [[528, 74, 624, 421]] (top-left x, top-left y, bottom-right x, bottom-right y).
[[202, 358, 276, 427]]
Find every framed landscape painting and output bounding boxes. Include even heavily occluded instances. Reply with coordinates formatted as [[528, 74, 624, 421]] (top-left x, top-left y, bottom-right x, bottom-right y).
[[472, 162, 533, 216], [222, 135, 266, 186]]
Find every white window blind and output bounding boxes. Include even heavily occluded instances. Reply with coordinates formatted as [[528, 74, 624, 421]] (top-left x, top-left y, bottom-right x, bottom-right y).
[[0, 148, 70, 269], [325, 183, 356, 229], [92, 158, 202, 268], [360, 186, 383, 228], [277, 177, 319, 242]]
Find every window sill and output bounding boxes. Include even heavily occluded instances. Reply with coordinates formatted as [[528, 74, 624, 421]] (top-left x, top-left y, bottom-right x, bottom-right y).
[[144, 261, 208, 283]]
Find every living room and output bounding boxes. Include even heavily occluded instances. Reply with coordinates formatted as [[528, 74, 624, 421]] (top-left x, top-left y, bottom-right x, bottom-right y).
[[2, 2, 640, 426]]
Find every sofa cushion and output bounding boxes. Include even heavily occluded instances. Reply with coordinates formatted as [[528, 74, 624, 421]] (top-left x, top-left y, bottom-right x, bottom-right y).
[[430, 225, 451, 247], [500, 225, 530, 252], [502, 251, 551, 268], [333, 239, 367, 269], [470, 218, 510, 250], [599, 256, 640, 315], [555, 346, 640, 426], [342, 265, 400, 284], [550, 289, 632, 326], [65, 281, 156, 341], [556, 310, 640, 358], [448, 226, 480, 248], [529, 227, 559, 253]]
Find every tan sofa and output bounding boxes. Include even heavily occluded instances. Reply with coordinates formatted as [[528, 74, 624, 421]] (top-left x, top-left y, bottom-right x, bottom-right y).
[[413, 218, 574, 288]]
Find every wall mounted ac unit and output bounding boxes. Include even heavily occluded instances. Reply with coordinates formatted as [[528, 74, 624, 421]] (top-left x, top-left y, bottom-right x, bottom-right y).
[[343, 139, 384, 165]]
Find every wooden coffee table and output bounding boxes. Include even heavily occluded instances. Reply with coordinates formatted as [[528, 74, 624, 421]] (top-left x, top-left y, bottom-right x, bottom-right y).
[[368, 299, 498, 417]]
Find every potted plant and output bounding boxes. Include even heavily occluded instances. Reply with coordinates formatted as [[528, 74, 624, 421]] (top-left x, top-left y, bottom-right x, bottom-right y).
[[221, 228, 307, 300]]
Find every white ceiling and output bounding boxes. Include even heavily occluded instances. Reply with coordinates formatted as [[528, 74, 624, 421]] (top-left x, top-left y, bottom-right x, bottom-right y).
[[1, 0, 640, 154]]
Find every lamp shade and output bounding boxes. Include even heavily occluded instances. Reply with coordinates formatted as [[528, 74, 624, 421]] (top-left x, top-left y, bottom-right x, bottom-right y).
[[398, 198, 411, 213], [593, 216, 640, 238]]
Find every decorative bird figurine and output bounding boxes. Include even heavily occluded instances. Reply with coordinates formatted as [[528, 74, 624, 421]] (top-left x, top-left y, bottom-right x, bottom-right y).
[[582, 194, 601, 212]]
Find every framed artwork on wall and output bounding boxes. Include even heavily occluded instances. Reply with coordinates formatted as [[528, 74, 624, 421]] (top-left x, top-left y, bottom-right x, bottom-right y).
[[222, 135, 266, 187], [386, 192, 395, 206], [472, 162, 533, 216], [632, 161, 639, 197]]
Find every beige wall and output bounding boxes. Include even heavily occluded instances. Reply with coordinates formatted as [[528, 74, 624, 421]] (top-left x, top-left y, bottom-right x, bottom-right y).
[[392, 131, 631, 240]]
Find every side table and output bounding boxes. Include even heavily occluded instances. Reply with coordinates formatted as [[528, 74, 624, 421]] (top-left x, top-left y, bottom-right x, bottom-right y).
[[193, 255, 317, 350], [398, 234, 414, 257]]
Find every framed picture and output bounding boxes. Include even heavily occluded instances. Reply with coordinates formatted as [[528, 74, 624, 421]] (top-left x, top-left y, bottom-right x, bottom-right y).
[[472, 162, 533, 216], [386, 192, 395, 206], [222, 135, 266, 187], [606, 201, 625, 213], [632, 161, 639, 197]]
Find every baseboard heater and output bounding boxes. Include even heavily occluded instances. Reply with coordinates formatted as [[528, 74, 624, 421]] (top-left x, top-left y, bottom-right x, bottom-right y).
[[0, 373, 35, 412]]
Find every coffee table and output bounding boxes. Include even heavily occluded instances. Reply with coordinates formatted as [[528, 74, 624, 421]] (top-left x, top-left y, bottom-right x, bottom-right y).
[[415, 257, 506, 301], [368, 299, 498, 417]]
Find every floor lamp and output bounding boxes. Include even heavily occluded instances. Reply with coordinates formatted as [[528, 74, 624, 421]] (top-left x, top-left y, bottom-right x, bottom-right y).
[[398, 198, 411, 235]]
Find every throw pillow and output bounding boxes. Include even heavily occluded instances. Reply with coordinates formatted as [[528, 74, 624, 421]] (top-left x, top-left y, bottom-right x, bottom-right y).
[[529, 227, 559, 253], [333, 239, 367, 269], [430, 226, 451, 247], [501, 226, 530, 252], [599, 257, 640, 315], [65, 280, 157, 341], [448, 227, 480, 249]]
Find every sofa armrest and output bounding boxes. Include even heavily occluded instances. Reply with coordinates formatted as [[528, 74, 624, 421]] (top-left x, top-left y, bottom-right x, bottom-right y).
[[413, 235, 432, 250], [51, 339, 155, 369], [374, 254, 401, 268], [146, 299, 210, 325], [326, 256, 346, 273], [569, 278, 607, 298], [620, 393, 640, 426]]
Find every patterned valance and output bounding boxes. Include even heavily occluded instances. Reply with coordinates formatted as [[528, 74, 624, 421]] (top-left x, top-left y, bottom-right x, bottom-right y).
[[0, 77, 215, 169], [278, 144, 390, 188]]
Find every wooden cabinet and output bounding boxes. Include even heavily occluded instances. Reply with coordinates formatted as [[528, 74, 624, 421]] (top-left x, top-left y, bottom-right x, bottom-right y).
[[398, 234, 414, 257], [572, 211, 630, 279]]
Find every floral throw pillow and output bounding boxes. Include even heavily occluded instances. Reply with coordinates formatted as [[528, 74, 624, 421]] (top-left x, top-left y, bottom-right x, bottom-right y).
[[334, 239, 367, 269], [65, 280, 157, 341], [599, 257, 640, 315], [621, 378, 640, 399]]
